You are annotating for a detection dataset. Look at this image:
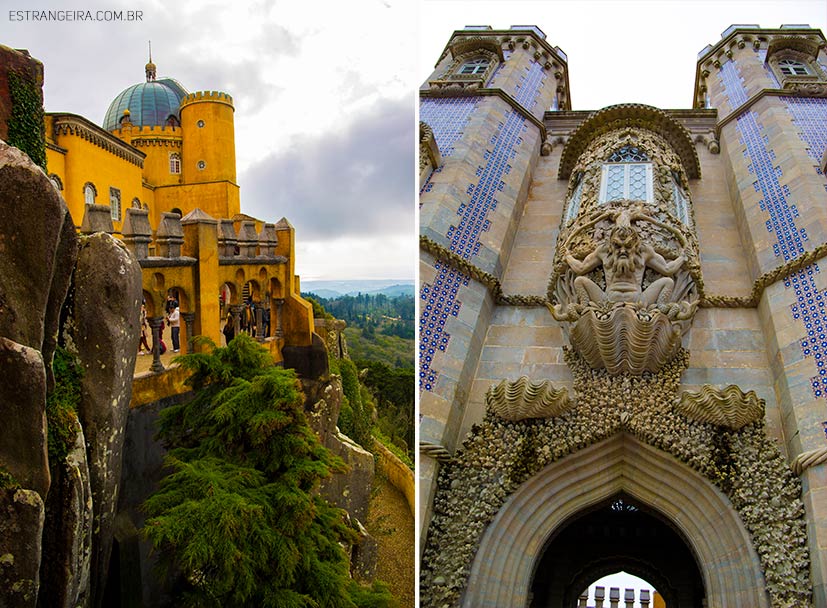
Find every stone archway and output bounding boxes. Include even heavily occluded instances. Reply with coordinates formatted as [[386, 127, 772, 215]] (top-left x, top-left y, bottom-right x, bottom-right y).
[[463, 433, 769, 608]]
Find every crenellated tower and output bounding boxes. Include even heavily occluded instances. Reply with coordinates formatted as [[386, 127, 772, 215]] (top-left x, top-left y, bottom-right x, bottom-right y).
[[418, 25, 568, 540]]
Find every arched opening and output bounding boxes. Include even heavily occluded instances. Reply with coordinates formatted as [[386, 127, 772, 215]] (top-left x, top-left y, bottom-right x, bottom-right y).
[[463, 433, 769, 608], [530, 494, 703, 607]]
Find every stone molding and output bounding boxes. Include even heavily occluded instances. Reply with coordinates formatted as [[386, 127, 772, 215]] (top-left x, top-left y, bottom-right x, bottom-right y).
[[49, 113, 145, 168], [791, 446, 827, 476], [716, 88, 827, 133], [420, 87, 548, 143], [419, 441, 451, 463], [419, 122, 441, 179], [558, 104, 701, 180]]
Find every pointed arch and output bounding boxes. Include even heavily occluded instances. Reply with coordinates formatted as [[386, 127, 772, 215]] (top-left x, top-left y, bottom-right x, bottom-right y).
[[463, 433, 769, 607]]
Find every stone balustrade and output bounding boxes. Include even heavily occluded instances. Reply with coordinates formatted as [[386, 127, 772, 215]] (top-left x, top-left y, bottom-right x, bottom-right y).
[[577, 586, 652, 608], [115, 206, 282, 261]]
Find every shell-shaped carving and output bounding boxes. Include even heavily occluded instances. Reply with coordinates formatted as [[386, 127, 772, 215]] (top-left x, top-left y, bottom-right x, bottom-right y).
[[486, 377, 570, 421], [569, 304, 682, 375], [677, 384, 765, 430]]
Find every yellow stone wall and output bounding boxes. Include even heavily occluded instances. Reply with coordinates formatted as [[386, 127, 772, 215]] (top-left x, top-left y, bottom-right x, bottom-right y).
[[113, 124, 183, 189], [46, 115, 145, 231], [152, 180, 239, 226]]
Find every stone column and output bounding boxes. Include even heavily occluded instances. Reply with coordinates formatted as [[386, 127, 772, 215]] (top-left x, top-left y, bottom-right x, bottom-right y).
[[255, 305, 264, 343], [594, 586, 605, 608], [182, 312, 195, 354], [639, 590, 650, 608], [274, 298, 284, 338], [147, 317, 164, 372], [231, 305, 244, 336]]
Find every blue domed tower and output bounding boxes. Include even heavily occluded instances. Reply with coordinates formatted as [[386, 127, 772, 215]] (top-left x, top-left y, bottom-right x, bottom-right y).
[[102, 54, 188, 131]]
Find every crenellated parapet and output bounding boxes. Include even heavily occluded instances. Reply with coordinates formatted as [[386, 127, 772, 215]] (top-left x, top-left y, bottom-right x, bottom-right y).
[[179, 90, 234, 110]]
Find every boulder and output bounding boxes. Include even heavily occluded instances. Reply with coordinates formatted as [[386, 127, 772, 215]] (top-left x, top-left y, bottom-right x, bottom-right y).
[[0, 488, 45, 608], [0, 338, 49, 500], [38, 422, 93, 608], [0, 141, 77, 363], [67, 233, 141, 608]]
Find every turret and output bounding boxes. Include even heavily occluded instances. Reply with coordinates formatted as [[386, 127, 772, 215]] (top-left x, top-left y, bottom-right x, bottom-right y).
[[179, 90, 237, 186]]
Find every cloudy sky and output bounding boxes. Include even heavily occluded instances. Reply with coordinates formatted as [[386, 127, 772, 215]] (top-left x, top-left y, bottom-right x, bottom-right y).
[[0, 0, 415, 281]]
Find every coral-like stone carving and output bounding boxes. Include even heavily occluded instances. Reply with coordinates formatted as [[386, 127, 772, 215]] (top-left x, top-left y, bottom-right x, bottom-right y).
[[677, 384, 765, 430], [420, 351, 813, 608], [486, 377, 570, 421]]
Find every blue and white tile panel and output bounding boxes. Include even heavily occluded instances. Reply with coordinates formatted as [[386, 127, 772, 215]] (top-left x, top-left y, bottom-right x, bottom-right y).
[[419, 104, 530, 390], [729, 87, 827, 411]]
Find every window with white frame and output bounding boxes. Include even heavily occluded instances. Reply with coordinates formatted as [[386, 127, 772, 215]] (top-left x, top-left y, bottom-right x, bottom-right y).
[[83, 182, 96, 205], [109, 187, 121, 221], [169, 152, 181, 174], [564, 173, 584, 224], [672, 173, 691, 225], [778, 59, 809, 76], [459, 58, 489, 75], [599, 146, 653, 204]]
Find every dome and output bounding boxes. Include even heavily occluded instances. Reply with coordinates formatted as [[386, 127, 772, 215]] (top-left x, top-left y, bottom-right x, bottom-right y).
[[103, 77, 188, 131]]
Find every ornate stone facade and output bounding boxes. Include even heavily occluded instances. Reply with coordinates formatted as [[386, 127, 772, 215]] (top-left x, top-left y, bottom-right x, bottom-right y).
[[420, 23, 827, 607]]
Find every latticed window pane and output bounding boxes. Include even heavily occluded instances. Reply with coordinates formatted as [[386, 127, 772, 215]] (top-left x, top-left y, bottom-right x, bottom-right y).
[[565, 175, 584, 223], [673, 180, 691, 225], [109, 187, 121, 222], [606, 165, 625, 201], [84, 184, 95, 205], [459, 58, 489, 75], [779, 59, 809, 76], [628, 164, 648, 199], [608, 145, 648, 163]]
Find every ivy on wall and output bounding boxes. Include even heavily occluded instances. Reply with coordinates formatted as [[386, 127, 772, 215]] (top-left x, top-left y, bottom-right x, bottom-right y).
[[7, 69, 46, 170]]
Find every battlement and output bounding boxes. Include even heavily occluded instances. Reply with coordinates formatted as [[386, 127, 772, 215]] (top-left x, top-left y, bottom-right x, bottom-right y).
[[115, 123, 183, 137], [578, 586, 655, 608], [179, 90, 234, 108]]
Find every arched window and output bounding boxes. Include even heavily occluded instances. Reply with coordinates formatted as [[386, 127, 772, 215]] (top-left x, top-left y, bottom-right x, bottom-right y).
[[169, 153, 181, 174], [778, 59, 809, 76], [132, 197, 142, 209], [599, 146, 653, 204], [459, 58, 489, 75], [83, 182, 97, 205], [48, 174, 63, 191]]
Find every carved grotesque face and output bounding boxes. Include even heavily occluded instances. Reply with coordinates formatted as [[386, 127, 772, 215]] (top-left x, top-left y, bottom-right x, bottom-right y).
[[610, 226, 639, 259]]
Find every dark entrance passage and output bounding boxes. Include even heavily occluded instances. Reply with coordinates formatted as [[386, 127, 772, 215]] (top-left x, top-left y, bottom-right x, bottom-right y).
[[529, 494, 704, 608]]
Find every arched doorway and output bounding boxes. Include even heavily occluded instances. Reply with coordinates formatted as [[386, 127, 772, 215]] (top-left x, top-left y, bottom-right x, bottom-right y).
[[463, 433, 769, 608], [530, 494, 703, 607]]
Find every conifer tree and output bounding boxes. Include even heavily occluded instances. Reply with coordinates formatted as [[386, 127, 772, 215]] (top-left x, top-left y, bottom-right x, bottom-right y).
[[143, 334, 395, 608]]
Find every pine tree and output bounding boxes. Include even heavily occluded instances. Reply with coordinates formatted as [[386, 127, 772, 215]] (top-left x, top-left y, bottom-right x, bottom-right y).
[[143, 334, 395, 608]]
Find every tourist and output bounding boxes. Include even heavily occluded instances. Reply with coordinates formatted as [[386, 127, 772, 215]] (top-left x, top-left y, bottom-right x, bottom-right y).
[[168, 305, 181, 353], [223, 312, 235, 345], [138, 303, 151, 355]]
